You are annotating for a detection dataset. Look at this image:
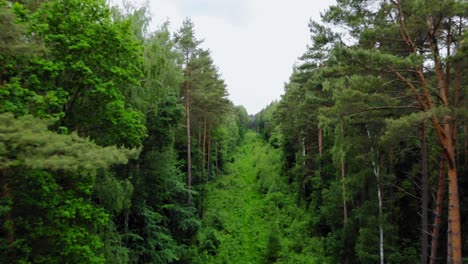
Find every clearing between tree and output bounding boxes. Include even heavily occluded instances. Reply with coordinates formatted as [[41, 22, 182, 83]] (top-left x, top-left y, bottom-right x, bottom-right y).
[[192, 131, 329, 264]]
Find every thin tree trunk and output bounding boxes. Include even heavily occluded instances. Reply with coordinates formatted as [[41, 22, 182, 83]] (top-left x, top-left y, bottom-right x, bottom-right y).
[[341, 153, 349, 264], [377, 170, 384, 264], [124, 210, 129, 233], [341, 126, 347, 225], [198, 117, 201, 148], [366, 128, 384, 264], [202, 111, 207, 172], [301, 136, 306, 166], [430, 154, 447, 264], [318, 127, 323, 175], [201, 127, 212, 219], [342, 159, 347, 225], [185, 77, 192, 205], [420, 124, 429, 264], [207, 128, 212, 180], [389, 146, 394, 176], [215, 142, 219, 177], [465, 125, 467, 166], [1, 169, 14, 245]]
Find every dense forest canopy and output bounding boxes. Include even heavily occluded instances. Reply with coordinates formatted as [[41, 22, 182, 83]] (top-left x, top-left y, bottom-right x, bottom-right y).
[[0, 0, 467, 263]]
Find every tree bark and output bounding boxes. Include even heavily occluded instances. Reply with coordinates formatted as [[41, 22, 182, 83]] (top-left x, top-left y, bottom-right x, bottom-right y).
[[207, 127, 212, 180], [1, 169, 14, 246], [420, 124, 429, 264], [427, 16, 461, 263], [202, 111, 207, 173], [201, 126, 212, 219], [391, 4, 462, 261], [342, 158, 347, 225], [198, 117, 202, 148], [446, 133, 460, 264], [318, 127, 323, 175], [430, 154, 446, 264], [185, 76, 192, 205], [465, 125, 467, 166], [366, 128, 384, 264], [215, 142, 219, 177], [341, 153, 348, 264], [341, 126, 347, 225], [301, 136, 306, 166], [448, 217, 453, 264]]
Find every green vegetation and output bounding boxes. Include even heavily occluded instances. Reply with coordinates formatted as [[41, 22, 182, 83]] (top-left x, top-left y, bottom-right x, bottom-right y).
[[1, 0, 467, 263], [1, 1, 246, 263], [192, 131, 329, 264], [254, 1, 467, 263]]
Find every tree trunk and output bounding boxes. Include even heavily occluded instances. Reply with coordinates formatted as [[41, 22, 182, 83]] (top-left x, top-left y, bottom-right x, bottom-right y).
[[318, 127, 323, 175], [197, 117, 201, 148], [215, 142, 219, 177], [465, 125, 467, 166], [366, 128, 384, 264], [430, 154, 446, 264], [446, 135, 461, 264], [207, 128, 212, 180], [342, 158, 347, 225], [420, 124, 429, 264], [301, 136, 306, 166], [392, 5, 462, 262], [341, 155, 348, 264], [1, 169, 14, 246], [200, 128, 211, 219], [436, 123, 460, 264], [202, 111, 207, 173], [427, 16, 461, 263], [377, 168, 384, 264], [185, 77, 192, 205], [341, 126, 347, 225], [448, 218, 453, 264]]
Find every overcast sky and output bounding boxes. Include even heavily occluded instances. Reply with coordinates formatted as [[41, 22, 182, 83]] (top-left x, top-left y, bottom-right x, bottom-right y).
[[136, 0, 336, 115]]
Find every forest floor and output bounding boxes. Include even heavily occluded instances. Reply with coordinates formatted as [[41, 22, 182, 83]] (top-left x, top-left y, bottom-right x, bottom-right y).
[[192, 131, 328, 264]]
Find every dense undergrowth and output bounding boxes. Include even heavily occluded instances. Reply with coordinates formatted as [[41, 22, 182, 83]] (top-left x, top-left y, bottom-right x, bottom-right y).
[[191, 131, 330, 263]]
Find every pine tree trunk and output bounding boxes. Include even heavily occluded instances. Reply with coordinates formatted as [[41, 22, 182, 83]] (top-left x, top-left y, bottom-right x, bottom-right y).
[[430, 154, 446, 264], [1, 169, 14, 246], [341, 126, 347, 225], [198, 117, 201, 148], [465, 125, 467, 166], [392, 6, 462, 262], [448, 218, 453, 264], [341, 156, 348, 264], [342, 159, 347, 225], [207, 128, 212, 180], [215, 142, 219, 177], [446, 136, 461, 264], [185, 77, 192, 205], [301, 136, 306, 166], [200, 119, 208, 219], [428, 16, 461, 263], [318, 127, 323, 175], [420, 124, 429, 264], [202, 111, 207, 172]]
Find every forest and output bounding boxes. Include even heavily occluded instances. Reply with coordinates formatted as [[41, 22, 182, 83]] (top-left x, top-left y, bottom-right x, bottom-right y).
[[0, 0, 467, 263]]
